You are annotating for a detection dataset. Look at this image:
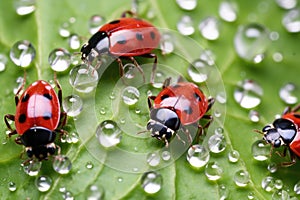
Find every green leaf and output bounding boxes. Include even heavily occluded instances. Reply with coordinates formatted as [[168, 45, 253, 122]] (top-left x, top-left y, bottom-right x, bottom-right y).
[[0, 0, 300, 199]]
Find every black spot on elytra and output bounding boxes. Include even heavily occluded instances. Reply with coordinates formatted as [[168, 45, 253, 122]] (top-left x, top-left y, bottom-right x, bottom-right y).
[[293, 114, 300, 118], [117, 35, 127, 44], [184, 106, 193, 114], [22, 94, 30, 102], [43, 93, 52, 100], [136, 33, 144, 41], [109, 20, 120, 24], [194, 92, 202, 102], [150, 31, 156, 40], [18, 114, 26, 123], [160, 94, 169, 101], [172, 84, 181, 88], [43, 112, 52, 120]]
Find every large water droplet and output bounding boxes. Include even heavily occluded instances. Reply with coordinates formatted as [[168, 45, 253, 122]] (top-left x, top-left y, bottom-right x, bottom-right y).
[[234, 79, 263, 109], [252, 140, 271, 161], [234, 23, 270, 63], [176, 0, 197, 10], [121, 86, 140, 106], [199, 17, 220, 40], [276, 0, 297, 10], [205, 161, 223, 181], [22, 160, 42, 176], [10, 40, 36, 67], [279, 83, 298, 104], [62, 95, 83, 117], [35, 175, 52, 192], [228, 150, 240, 163], [160, 32, 175, 55], [48, 48, 71, 72], [0, 54, 8, 72], [208, 134, 226, 153], [261, 176, 275, 192], [187, 59, 210, 83], [219, 1, 238, 22], [147, 152, 161, 167], [234, 170, 250, 187], [89, 15, 105, 35], [8, 182, 17, 192], [187, 144, 210, 168], [52, 155, 72, 174], [282, 9, 300, 33], [249, 110, 260, 122], [96, 120, 122, 148], [14, 0, 36, 15], [86, 185, 105, 200], [68, 34, 81, 50], [69, 64, 99, 93], [141, 171, 163, 194], [272, 189, 289, 200], [177, 15, 195, 36]]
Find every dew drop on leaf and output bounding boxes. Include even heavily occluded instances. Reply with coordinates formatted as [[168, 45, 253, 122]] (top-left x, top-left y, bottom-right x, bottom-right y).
[[199, 16, 220, 40], [177, 15, 195, 36], [52, 155, 72, 174], [10, 40, 36, 68], [48, 48, 71, 72], [251, 140, 270, 161], [96, 120, 122, 148], [186, 144, 210, 168], [14, 0, 36, 15], [141, 171, 163, 194], [205, 161, 223, 181], [234, 170, 250, 187], [35, 175, 52, 192], [62, 95, 83, 117]]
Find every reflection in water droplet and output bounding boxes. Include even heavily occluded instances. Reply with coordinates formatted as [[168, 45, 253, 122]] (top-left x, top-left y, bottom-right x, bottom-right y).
[[228, 150, 240, 163], [176, 0, 197, 10], [52, 155, 72, 174], [96, 120, 122, 148], [187, 144, 210, 168], [23, 160, 42, 176], [234, 23, 270, 63], [252, 140, 270, 161], [14, 0, 36, 15], [63, 95, 83, 117], [219, 1, 238, 22], [279, 83, 298, 105], [89, 15, 105, 35], [199, 17, 220, 40], [10, 40, 36, 67], [86, 185, 105, 200], [0, 54, 8, 72], [141, 171, 162, 194], [122, 86, 140, 106], [234, 79, 263, 109], [249, 110, 260, 122], [272, 189, 289, 200], [261, 176, 275, 192], [8, 182, 17, 192], [160, 32, 175, 55], [234, 170, 250, 187], [35, 175, 52, 192], [187, 59, 210, 83], [177, 15, 195, 36], [147, 152, 161, 167], [276, 0, 297, 10], [68, 34, 81, 50], [205, 161, 223, 181], [48, 48, 71, 72], [208, 134, 226, 153]]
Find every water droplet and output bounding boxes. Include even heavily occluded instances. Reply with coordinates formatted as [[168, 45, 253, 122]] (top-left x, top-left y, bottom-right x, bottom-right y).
[[187, 144, 210, 168], [270, 31, 280, 41], [216, 91, 227, 104], [121, 86, 140, 106], [294, 180, 300, 194], [68, 34, 81, 50], [141, 171, 163, 194], [147, 8, 156, 19], [215, 127, 224, 135], [48, 48, 71, 72], [152, 71, 166, 88], [117, 177, 123, 182], [249, 110, 260, 122], [13, 76, 24, 94], [272, 52, 283, 63], [205, 161, 223, 181], [267, 162, 278, 173], [69, 132, 79, 143], [177, 15, 195, 36], [248, 192, 255, 199], [228, 150, 240, 163], [272, 189, 289, 200], [219, 184, 229, 200], [89, 15, 105, 35], [109, 92, 116, 100], [161, 150, 171, 161], [86, 161, 94, 169], [35, 175, 52, 192], [10, 40, 36, 67], [219, 1, 238, 22], [100, 107, 106, 115], [160, 32, 175, 55], [52, 155, 72, 174], [86, 185, 104, 200], [69, 64, 99, 93], [59, 22, 71, 38], [261, 176, 275, 192], [8, 182, 17, 192], [234, 79, 263, 109], [123, 63, 137, 79], [252, 140, 270, 161], [23, 160, 42, 176], [279, 83, 298, 105], [62, 95, 83, 117], [234, 170, 250, 187], [208, 134, 226, 153], [59, 187, 66, 193], [276, 0, 297, 10], [14, 0, 36, 15], [234, 23, 270, 63], [147, 152, 161, 167], [214, 110, 222, 118], [176, 0, 197, 10], [0, 54, 8, 72], [96, 120, 122, 148], [275, 179, 283, 190], [187, 59, 210, 83], [199, 16, 220, 40], [62, 191, 74, 200]]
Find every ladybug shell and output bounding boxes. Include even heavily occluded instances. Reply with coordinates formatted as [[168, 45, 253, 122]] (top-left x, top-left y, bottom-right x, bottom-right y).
[[100, 18, 160, 56], [153, 82, 208, 125], [283, 113, 300, 157], [15, 80, 60, 135]]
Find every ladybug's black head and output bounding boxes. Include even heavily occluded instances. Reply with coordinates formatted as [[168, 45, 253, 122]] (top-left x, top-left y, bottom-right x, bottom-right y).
[[262, 118, 297, 148], [26, 143, 56, 161], [147, 108, 181, 144]]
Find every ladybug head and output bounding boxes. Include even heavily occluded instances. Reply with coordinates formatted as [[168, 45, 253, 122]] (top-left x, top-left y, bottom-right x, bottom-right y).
[[147, 108, 181, 143], [262, 118, 297, 148], [26, 143, 56, 161]]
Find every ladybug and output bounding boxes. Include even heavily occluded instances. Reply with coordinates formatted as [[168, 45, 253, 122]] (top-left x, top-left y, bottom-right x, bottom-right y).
[[147, 79, 214, 146], [259, 105, 300, 166], [81, 11, 160, 82], [4, 79, 67, 161]]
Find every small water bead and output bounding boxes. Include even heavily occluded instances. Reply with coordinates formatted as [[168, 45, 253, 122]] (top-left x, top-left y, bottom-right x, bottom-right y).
[[59, 22, 71, 38], [200, 49, 215, 66], [216, 92, 227, 104], [48, 48, 71, 72], [89, 15, 105, 35], [187, 144, 210, 168], [52, 155, 72, 174], [275, 179, 283, 190], [279, 83, 298, 105], [147, 8, 156, 19], [267, 162, 278, 173], [86, 161, 94, 169], [35, 175, 52, 192], [13, 76, 25, 94], [14, 0, 36, 15], [86, 185, 104, 200], [219, 1, 238, 22], [228, 150, 240, 163], [270, 31, 280, 41], [294, 180, 300, 194], [68, 34, 81, 50], [176, 0, 197, 10], [262, 176, 275, 192], [109, 92, 116, 100], [219, 184, 229, 200], [234, 23, 270, 63], [234, 170, 250, 187], [248, 192, 255, 199], [272, 52, 283, 63], [208, 134, 226, 153], [249, 110, 260, 122], [147, 152, 161, 167], [122, 86, 140, 106], [100, 107, 106, 115], [198, 17, 220, 40], [117, 177, 123, 183], [177, 15, 195, 36], [8, 182, 17, 192], [96, 120, 122, 148], [276, 0, 298, 10], [123, 63, 137, 79], [152, 71, 166, 88], [62, 191, 74, 200], [187, 59, 210, 83], [234, 79, 263, 109], [272, 189, 289, 200], [69, 64, 99, 93], [23, 160, 42, 176], [215, 127, 224, 135], [214, 110, 222, 118], [62, 95, 83, 117], [0, 54, 8, 72], [160, 33, 175, 55], [161, 150, 171, 161], [10, 40, 36, 67], [205, 161, 223, 181], [141, 171, 163, 194], [252, 140, 270, 161]]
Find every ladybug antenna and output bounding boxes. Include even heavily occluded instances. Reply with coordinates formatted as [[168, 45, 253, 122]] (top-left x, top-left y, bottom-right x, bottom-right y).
[[137, 129, 149, 135], [253, 129, 264, 135]]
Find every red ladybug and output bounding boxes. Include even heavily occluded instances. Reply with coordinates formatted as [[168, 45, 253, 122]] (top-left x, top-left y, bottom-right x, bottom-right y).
[[259, 105, 300, 166], [4, 79, 67, 161], [81, 11, 160, 82], [147, 80, 214, 146]]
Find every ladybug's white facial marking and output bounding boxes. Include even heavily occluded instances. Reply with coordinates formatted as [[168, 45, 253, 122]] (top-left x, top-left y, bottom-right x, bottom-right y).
[[147, 119, 175, 141]]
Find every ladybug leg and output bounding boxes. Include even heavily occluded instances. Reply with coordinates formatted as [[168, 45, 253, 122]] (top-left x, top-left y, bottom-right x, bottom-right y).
[[14, 73, 27, 105], [4, 114, 16, 136], [162, 77, 171, 89], [121, 10, 137, 18], [279, 149, 296, 167], [291, 104, 300, 113], [206, 97, 215, 113], [53, 73, 63, 104], [181, 126, 192, 145], [117, 57, 145, 82], [282, 106, 292, 115], [129, 56, 146, 82], [139, 53, 157, 84], [14, 137, 23, 145], [147, 96, 156, 109]]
